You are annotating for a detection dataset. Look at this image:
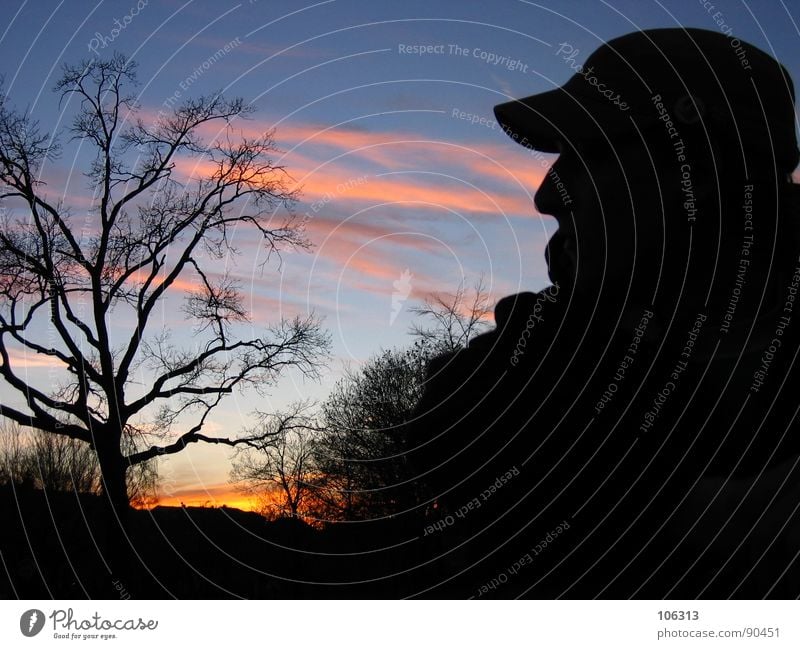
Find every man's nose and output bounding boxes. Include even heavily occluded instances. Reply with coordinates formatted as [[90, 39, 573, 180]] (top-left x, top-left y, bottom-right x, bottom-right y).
[[534, 161, 568, 219]]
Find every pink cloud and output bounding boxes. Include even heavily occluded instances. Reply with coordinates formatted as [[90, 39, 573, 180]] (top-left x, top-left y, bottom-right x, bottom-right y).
[[1, 348, 68, 370]]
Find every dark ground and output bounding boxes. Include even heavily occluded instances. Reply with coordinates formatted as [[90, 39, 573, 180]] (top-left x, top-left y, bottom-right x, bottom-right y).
[[0, 484, 438, 599], [4, 482, 800, 599]]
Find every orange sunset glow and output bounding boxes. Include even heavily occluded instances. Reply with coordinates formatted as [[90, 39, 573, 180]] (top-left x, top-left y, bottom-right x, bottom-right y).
[[147, 489, 262, 512]]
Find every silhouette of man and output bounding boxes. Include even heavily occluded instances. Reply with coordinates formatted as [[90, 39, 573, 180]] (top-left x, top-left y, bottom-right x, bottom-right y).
[[406, 28, 800, 598]]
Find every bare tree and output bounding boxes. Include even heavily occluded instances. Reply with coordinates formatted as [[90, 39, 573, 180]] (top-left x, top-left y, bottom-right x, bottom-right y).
[[310, 282, 493, 520], [0, 420, 100, 494], [230, 402, 323, 521], [409, 276, 492, 353], [0, 55, 328, 517], [315, 343, 434, 519], [0, 420, 159, 503]]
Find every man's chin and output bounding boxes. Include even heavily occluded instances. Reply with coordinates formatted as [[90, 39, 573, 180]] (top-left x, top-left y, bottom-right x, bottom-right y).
[[547, 266, 575, 293], [548, 267, 607, 299]]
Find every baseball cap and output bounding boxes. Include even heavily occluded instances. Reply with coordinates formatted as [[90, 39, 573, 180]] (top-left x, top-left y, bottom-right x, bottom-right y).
[[494, 28, 799, 171]]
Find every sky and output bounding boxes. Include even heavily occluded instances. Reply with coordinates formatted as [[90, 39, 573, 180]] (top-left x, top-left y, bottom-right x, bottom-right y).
[[1, 0, 799, 509]]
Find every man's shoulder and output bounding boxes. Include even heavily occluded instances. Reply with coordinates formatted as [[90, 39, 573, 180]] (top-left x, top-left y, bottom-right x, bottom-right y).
[[468, 285, 564, 357], [421, 286, 565, 391]]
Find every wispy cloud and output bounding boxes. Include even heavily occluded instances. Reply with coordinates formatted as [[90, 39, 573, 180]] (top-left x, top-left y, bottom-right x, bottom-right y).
[[1, 349, 67, 369]]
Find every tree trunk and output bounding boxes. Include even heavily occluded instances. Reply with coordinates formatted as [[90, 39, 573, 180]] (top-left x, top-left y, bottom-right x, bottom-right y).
[[96, 434, 130, 516], [94, 431, 136, 596]]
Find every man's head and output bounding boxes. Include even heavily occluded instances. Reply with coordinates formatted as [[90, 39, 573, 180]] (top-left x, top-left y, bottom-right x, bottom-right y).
[[495, 28, 798, 307]]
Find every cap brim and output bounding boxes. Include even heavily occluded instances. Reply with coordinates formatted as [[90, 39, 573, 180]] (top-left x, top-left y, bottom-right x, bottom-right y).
[[494, 80, 638, 152]]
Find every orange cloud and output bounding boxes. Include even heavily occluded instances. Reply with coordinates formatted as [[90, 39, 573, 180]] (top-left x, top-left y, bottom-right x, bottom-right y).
[[168, 148, 536, 217], [273, 126, 543, 212], [120, 266, 202, 294], [466, 155, 549, 192], [294, 165, 534, 215], [116, 111, 551, 224]]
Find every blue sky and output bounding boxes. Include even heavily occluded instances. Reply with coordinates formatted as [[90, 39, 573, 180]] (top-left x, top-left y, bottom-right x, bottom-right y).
[[2, 0, 798, 506]]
